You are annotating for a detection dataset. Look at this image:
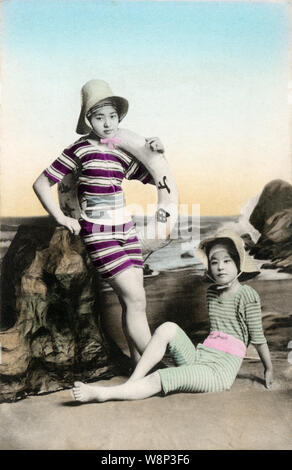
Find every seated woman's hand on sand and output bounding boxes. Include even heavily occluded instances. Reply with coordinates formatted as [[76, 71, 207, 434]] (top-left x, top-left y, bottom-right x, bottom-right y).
[[264, 368, 274, 389]]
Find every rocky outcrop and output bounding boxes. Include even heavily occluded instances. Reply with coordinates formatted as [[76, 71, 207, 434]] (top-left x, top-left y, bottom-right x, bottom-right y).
[[0, 222, 129, 402], [249, 180, 292, 273], [249, 179, 292, 233], [0, 220, 209, 403]]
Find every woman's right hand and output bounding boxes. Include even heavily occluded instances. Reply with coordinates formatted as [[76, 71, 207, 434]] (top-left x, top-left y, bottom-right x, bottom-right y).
[[146, 137, 165, 154], [56, 214, 81, 235]]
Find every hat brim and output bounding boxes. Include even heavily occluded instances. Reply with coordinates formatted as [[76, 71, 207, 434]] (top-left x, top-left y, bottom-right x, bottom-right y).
[[194, 230, 260, 281]]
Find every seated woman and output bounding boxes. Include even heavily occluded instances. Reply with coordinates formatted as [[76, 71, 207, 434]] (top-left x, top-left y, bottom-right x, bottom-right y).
[[71, 229, 273, 403]]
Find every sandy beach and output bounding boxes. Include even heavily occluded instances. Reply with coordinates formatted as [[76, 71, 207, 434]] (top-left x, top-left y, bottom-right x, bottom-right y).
[[0, 270, 291, 450], [0, 380, 291, 450]]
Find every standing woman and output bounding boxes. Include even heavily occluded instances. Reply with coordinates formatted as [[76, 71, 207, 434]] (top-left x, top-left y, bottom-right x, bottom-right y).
[[33, 79, 178, 366]]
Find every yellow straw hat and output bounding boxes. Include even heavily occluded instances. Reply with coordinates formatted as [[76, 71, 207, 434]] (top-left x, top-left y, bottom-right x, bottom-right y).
[[194, 229, 260, 281], [76, 79, 129, 135]]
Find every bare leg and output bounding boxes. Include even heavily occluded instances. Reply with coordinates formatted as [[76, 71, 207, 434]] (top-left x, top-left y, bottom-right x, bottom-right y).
[[128, 322, 178, 382], [72, 371, 162, 403], [119, 297, 141, 365], [108, 268, 151, 364]]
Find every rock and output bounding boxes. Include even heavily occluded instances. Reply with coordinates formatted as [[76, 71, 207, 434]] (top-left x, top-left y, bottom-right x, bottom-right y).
[[240, 233, 256, 251], [180, 241, 195, 259], [181, 251, 195, 259], [273, 254, 292, 271], [249, 180, 292, 273], [249, 179, 292, 233], [250, 235, 292, 262], [262, 208, 292, 244], [0, 222, 129, 402]]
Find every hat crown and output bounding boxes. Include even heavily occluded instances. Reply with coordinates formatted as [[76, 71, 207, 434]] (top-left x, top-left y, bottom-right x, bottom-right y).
[[81, 79, 115, 113], [76, 79, 129, 135]]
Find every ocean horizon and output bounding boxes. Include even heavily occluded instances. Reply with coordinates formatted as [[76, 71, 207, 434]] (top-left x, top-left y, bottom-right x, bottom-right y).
[[1, 213, 292, 281], [0, 214, 237, 270]]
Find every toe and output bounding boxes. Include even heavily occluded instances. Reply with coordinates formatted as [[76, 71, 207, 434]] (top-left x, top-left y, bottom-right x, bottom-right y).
[[74, 381, 84, 387]]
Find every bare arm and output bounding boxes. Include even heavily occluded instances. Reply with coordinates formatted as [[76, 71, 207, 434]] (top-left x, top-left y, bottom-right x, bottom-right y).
[[33, 173, 81, 235], [117, 128, 162, 167], [253, 342, 273, 389]]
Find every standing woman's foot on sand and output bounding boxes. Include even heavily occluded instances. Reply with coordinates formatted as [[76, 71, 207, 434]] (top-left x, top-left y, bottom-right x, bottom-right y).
[[71, 381, 107, 403]]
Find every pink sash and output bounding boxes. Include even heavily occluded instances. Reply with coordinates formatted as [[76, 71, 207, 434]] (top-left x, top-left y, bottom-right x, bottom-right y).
[[203, 331, 246, 358]]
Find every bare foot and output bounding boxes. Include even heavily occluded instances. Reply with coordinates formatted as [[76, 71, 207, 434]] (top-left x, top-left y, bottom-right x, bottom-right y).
[[71, 381, 107, 403]]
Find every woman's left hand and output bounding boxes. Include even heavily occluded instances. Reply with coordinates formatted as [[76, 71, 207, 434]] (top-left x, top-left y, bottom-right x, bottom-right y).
[[146, 137, 164, 154], [264, 368, 273, 389]]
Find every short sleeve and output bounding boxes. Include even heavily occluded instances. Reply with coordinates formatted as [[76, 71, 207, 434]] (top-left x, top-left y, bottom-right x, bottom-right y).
[[206, 286, 215, 306], [244, 292, 267, 345], [125, 159, 154, 185], [44, 147, 78, 183]]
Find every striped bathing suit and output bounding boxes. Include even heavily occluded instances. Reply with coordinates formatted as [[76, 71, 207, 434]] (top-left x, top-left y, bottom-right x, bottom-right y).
[[79, 218, 143, 279], [159, 285, 267, 395], [44, 134, 153, 279]]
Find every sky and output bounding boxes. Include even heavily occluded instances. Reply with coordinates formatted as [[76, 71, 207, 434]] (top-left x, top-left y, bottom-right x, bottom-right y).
[[1, 0, 291, 217]]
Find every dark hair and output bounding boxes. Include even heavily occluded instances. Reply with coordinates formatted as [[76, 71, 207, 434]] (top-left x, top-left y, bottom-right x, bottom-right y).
[[206, 238, 240, 275], [87, 99, 119, 120]]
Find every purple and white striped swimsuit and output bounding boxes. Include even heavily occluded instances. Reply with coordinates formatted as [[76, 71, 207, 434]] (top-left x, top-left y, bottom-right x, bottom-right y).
[[44, 134, 153, 279]]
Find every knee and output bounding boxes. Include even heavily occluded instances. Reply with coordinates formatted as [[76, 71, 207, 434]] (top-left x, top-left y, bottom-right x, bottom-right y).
[[123, 290, 146, 312], [147, 371, 162, 389], [155, 322, 178, 343]]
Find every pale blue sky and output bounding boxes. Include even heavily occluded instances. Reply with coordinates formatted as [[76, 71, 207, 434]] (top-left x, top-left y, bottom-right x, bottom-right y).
[[3, 1, 289, 72], [1, 0, 291, 215]]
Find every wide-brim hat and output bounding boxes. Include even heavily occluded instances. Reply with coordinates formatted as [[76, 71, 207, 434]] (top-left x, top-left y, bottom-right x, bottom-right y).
[[76, 79, 129, 135], [194, 229, 260, 281]]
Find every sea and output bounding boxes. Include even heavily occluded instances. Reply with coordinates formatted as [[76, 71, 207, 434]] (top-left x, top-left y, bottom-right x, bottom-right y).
[[0, 215, 235, 271], [1, 215, 291, 280]]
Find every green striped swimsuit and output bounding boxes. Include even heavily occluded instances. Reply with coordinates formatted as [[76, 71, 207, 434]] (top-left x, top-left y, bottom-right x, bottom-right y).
[[159, 284, 267, 395]]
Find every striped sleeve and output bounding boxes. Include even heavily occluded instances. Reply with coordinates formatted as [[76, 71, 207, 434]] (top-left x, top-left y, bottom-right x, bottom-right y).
[[44, 146, 78, 183], [244, 289, 267, 345], [125, 158, 154, 185]]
